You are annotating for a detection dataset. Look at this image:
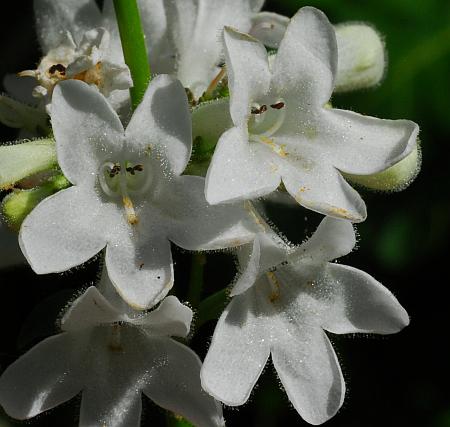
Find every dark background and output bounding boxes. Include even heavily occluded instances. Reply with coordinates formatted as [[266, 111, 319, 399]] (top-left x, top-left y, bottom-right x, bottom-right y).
[[1, 0, 450, 426]]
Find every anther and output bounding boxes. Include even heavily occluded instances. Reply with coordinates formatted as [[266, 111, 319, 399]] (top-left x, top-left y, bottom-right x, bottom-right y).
[[251, 105, 268, 115], [270, 102, 285, 110], [109, 163, 121, 178], [48, 64, 66, 76]]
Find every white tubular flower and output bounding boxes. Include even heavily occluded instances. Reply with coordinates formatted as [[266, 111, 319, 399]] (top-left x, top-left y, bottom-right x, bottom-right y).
[[151, 0, 264, 98], [18, 0, 131, 111], [0, 287, 225, 427], [205, 7, 419, 222], [201, 217, 409, 425], [19, 76, 255, 309]]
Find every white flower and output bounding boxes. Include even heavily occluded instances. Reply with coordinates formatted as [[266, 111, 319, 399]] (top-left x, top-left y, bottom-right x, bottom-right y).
[[18, 0, 131, 111], [201, 217, 409, 425], [205, 7, 419, 222], [115, 0, 268, 99], [0, 286, 225, 427], [19, 75, 255, 309]]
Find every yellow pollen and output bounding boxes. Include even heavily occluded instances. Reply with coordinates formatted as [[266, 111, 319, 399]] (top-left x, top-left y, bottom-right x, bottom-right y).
[[266, 271, 281, 303], [259, 136, 288, 158], [122, 196, 139, 225]]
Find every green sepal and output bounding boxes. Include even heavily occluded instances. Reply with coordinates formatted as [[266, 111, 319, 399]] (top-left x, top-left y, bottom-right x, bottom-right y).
[[344, 143, 421, 192], [0, 138, 57, 190], [186, 98, 233, 176], [2, 174, 70, 231]]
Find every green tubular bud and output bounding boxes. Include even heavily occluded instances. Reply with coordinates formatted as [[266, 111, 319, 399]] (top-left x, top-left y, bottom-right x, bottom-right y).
[[334, 23, 386, 92], [0, 94, 48, 134], [344, 143, 421, 192], [0, 138, 57, 189], [2, 174, 70, 231]]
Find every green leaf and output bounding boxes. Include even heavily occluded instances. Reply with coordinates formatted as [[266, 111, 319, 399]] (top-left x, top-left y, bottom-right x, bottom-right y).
[[0, 138, 57, 189]]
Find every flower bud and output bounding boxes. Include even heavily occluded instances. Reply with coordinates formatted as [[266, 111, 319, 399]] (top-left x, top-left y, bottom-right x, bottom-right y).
[[0, 138, 57, 190], [344, 142, 421, 192], [334, 23, 386, 92]]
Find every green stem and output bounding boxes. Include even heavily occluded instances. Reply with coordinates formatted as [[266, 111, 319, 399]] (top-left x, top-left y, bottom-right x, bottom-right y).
[[187, 253, 207, 309], [113, 0, 151, 110], [196, 288, 228, 329]]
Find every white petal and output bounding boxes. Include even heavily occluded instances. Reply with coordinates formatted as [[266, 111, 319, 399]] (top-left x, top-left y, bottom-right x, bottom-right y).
[[138, 296, 193, 338], [231, 232, 288, 296], [201, 291, 270, 406], [0, 94, 47, 134], [79, 327, 145, 427], [320, 264, 410, 334], [80, 386, 142, 427], [3, 74, 39, 106], [293, 217, 355, 263], [165, 0, 256, 98], [250, 12, 290, 48], [223, 27, 271, 127], [105, 229, 173, 310], [280, 155, 367, 222], [0, 333, 85, 419], [52, 80, 124, 186], [319, 108, 419, 175], [136, 0, 175, 73], [34, 0, 102, 51], [334, 23, 386, 92], [126, 75, 192, 176], [19, 187, 108, 274], [0, 221, 25, 268], [143, 338, 225, 427], [61, 286, 123, 332], [272, 327, 345, 425], [272, 7, 337, 105], [167, 175, 256, 250], [205, 127, 280, 204]]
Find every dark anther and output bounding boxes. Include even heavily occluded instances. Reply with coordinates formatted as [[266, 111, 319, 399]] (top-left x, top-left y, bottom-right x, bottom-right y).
[[251, 104, 268, 115], [126, 164, 144, 175], [270, 102, 285, 110], [109, 164, 121, 178], [48, 63, 66, 76]]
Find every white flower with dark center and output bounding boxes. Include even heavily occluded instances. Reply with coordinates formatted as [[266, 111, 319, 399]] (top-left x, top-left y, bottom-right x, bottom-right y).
[[17, 0, 131, 111], [205, 7, 419, 222], [201, 217, 409, 425], [19, 76, 256, 309], [0, 286, 225, 427]]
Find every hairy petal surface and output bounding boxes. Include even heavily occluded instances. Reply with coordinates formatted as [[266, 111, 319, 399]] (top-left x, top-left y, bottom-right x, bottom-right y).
[[143, 338, 225, 427], [52, 80, 124, 186], [0, 333, 85, 419], [126, 75, 192, 176], [19, 187, 110, 274], [205, 127, 280, 204], [201, 290, 270, 406], [223, 27, 271, 127], [272, 7, 337, 105]]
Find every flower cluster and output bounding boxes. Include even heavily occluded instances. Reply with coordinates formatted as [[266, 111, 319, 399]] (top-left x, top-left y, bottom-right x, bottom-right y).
[[0, 0, 420, 426]]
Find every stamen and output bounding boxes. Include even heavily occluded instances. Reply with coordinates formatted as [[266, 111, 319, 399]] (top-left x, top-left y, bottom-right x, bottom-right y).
[[122, 195, 139, 225], [48, 64, 66, 76], [270, 102, 285, 110], [251, 104, 268, 115], [266, 271, 281, 302]]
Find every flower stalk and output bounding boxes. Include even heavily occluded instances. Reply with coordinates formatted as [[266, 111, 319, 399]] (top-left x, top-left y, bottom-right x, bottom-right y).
[[113, 0, 151, 110]]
